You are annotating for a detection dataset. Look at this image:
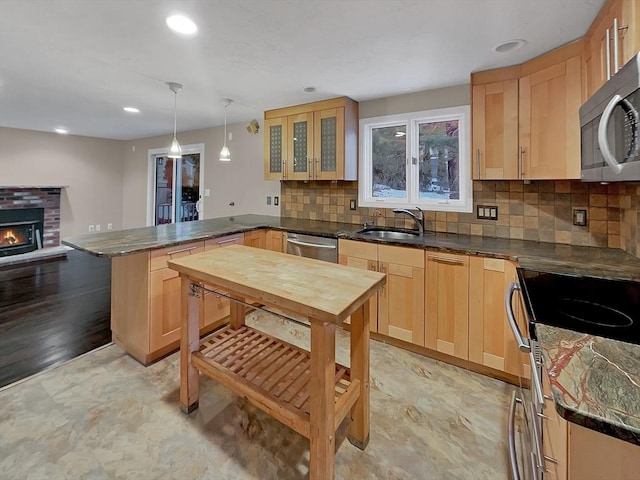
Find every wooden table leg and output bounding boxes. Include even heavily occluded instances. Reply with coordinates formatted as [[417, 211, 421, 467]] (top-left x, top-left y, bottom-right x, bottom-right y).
[[309, 320, 336, 480], [180, 277, 201, 414], [229, 295, 246, 329], [348, 301, 370, 450]]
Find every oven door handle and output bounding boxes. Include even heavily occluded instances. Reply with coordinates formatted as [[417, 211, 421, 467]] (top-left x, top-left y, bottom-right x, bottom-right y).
[[286, 238, 337, 249], [506, 282, 531, 353], [597, 94, 624, 174], [508, 391, 522, 480]]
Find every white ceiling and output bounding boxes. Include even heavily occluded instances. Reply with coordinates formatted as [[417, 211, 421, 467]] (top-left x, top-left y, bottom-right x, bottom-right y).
[[0, 0, 605, 141]]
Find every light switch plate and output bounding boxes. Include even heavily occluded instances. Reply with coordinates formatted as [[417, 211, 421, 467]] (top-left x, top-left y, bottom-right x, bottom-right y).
[[573, 209, 587, 226]]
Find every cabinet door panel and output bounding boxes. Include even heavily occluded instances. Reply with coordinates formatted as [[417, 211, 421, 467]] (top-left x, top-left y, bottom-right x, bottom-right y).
[[314, 107, 344, 180], [425, 253, 469, 359], [265, 230, 285, 252], [542, 368, 567, 480], [472, 80, 519, 179], [339, 254, 378, 333], [287, 113, 314, 180], [264, 117, 287, 180], [519, 55, 582, 179], [149, 268, 182, 351], [379, 262, 424, 346], [468, 258, 530, 376]]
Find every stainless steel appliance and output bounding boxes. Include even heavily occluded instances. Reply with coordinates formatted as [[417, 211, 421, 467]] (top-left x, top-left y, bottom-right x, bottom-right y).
[[580, 53, 640, 182], [507, 268, 640, 479], [505, 282, 551, 480], [286, 233, 338, 263]]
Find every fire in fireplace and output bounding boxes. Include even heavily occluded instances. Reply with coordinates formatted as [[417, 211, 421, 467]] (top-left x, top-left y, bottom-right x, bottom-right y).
[[0, 208, 44, 257]]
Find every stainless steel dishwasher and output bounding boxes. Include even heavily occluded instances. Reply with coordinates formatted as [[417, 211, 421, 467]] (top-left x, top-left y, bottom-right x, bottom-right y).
[[286, 233, 338, 263]]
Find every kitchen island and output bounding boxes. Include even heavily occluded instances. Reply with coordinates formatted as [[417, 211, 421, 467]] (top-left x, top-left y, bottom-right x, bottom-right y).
[[168, 245, 385, 480]]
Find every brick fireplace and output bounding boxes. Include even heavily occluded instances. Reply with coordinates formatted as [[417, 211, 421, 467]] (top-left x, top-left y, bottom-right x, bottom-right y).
[[0, 187, 63, 251]]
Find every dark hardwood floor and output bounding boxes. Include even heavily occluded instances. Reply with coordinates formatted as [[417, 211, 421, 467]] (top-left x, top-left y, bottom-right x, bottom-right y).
[[0, 250, 111, 388]]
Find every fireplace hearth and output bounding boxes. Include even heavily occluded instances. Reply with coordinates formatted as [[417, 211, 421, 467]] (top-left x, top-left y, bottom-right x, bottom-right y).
[[0, 208, 44, 257]]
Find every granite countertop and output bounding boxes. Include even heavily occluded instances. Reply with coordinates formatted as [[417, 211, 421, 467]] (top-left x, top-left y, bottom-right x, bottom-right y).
[[535, 324, 640, 446], [62, 214, 640, 281]]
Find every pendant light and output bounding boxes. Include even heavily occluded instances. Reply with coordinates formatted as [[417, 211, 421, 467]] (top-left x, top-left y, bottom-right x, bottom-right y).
[[167, 82, 183, 159], [220, 98, 233, 162]]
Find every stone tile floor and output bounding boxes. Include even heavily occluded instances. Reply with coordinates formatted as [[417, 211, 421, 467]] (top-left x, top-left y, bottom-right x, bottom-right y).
[[0, 311, 515, 479]]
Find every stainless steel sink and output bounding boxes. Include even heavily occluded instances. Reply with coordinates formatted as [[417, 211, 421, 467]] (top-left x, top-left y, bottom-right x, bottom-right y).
[[356, 227, 421, 240]]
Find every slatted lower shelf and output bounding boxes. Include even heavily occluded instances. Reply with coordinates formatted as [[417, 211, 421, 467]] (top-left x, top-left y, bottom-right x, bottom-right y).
[[191, 325, 360, 439]]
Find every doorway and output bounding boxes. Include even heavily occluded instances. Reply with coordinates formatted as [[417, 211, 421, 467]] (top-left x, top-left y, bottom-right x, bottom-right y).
[[147, 144, 205, 226]]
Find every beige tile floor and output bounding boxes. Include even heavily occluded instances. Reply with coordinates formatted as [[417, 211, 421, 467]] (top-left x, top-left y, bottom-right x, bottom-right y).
[[0, 311, 515, 479]]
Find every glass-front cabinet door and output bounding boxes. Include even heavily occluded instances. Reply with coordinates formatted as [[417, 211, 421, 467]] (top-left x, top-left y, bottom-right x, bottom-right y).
[[264, 117, 288, 180], [287, 112, 313, 180], [314, 107, 344, 180]]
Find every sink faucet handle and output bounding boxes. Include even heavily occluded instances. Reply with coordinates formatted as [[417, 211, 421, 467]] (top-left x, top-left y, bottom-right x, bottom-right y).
[[363, 219, 376, 228]]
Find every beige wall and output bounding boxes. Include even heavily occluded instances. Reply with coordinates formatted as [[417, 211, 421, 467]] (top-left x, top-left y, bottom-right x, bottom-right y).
[[359, 84, 470, 118], [121, 122, 280, 228], [0, 126, 124, 239]]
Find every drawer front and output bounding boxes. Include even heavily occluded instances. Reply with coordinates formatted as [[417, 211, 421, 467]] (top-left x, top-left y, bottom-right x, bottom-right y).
[[338, 239, 378, 260], [149, 241, 205, 271], [204, 233, 244, 250]]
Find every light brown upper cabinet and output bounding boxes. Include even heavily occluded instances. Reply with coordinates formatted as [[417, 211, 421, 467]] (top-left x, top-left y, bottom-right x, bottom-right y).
[[472, 76, 519, 179], [471, 41, 583, 180], [584, 0, 640, 98], [264, 97, 358, 181]]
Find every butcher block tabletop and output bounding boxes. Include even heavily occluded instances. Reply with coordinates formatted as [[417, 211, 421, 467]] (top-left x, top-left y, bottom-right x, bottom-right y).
[[168, 245, 386, 324]]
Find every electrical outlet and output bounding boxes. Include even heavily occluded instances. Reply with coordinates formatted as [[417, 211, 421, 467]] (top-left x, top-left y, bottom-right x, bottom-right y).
[[349, 199, 357, 211], [573, 209, 587, 226], [88, 225, 95, 232], [95, 224, 101, 232], [107, 223, 113, 230], [266, 196, 272, 205], [274, 196, 279, 206]]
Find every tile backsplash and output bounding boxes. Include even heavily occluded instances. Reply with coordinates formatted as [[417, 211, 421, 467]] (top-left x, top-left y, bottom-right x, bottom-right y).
[[281, 180, 640, 257]]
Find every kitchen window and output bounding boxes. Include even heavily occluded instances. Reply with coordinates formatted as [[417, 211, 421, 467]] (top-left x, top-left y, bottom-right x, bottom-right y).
[[358, 106, 472, 212]]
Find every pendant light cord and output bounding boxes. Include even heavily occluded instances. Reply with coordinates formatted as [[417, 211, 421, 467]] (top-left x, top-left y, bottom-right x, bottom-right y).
[[173, 92, 178, 139], [223, 104, 227, 146]]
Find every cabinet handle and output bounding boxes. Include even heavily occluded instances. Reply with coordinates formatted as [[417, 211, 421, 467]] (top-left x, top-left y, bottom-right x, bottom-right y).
[[283, 158, 287, 180], [529, 352, 546, 408], [427, 255, 465, 265], [606, 27, 611, 80], [613, 17, 619, 74], [475, 149, 481, 178], [307, 157, 312, 180], [518, 146, 525, 179], [529, 402, 545, 473], [216, 237, 240, 245], [314, 158, 318, 179], [166, 245, 198, 256], [543, 455, 558, 465]]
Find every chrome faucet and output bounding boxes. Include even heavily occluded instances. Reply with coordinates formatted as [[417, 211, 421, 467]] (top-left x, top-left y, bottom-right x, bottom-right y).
[[392, 207, 424, 234]]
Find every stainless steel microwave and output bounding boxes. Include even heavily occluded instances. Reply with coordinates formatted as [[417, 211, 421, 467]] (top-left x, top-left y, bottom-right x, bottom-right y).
[[580, 53, 640, 182]]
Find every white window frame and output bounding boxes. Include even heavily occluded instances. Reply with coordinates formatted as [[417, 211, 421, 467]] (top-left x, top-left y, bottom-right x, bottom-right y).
[[358, 105, 472, 213]]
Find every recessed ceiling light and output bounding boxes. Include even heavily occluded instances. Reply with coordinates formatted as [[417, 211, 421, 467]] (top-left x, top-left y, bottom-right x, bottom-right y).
[[303, 86, 317, 93], [494, 39, 527, 53], [54, 128, 68, 134], [123, 107, 140, 113], [166, 15, 197, 35]]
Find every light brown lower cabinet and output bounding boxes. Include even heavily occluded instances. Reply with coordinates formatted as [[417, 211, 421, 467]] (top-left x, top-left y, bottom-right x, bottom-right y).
[[377, 245, 424, 345], [468, 257, 530, 377], [425, 251, 469, 359], [112, 235, 245, 365], [338, 239, 379, 333], [265, 229, 285, 252], [541, 366, 568, 480], [567, 424, 640, 480], [244, 229, 266, 249]]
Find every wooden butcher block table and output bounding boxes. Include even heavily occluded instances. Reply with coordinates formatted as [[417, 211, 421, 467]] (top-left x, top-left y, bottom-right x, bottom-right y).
[[168, 245, 385, 479]]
